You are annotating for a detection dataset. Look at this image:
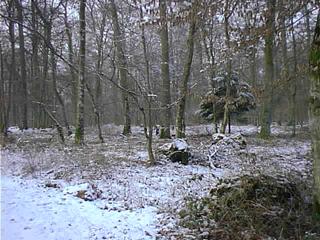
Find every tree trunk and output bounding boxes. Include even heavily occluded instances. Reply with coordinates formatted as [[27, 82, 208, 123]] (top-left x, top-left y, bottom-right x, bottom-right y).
[[159, 0, 171, 139], [139, 3, 155, 165], [63, 2, 77, 125], [221, 0, 232, 134], [75, 0, 86, 144], [109, 0, 131, 135], [51, 50, 72, 136], [309, 10, 320, 214], [95, 14, 106, 121], [290, 17, 297, 137], [305, 5, 312, 52], [175, 4, 197, 138], [4, 0, 15, 135], [202, 24, 218, 132], [39, 103, 65, 143], [85, 83, 104, 143], [15, 0, 28, 130], [259, 0, 276, 138], [31, 0, 41, 128], [40, 19, 51, 128], [7, 0, 18, 126], [0, 42, 6, 140], [250, 46, 257, 89], [279, 0, 289, 125]]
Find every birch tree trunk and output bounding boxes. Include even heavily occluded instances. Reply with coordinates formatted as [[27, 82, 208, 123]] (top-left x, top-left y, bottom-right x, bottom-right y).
[[259, 0, 276, 138], [309, 10, 320, 213], [75, 0, 86, 144], [159, 0, 171, 139], [109, 0, 131, 135]]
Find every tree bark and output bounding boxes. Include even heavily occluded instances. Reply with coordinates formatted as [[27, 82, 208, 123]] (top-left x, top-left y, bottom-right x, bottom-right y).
[[259, 0, 276, 138], [7, 0, 18, 126], [290, 16, 297, 137], [305, 5, 312, 52], [202, 23, 218, 132], [15, 0, 28, 130], [3, 0, 15, 135], [75, 0, 86, 144], [139, 2, 155, 165], [39, 103, 65, 143], [175, 4, 197, 138], [85, 83, 104, 143], [31, 0, 41, 128], [159, 0, 171, 139], [51, 50, 72, 136], [40, 19, 51, 128], [109, 0, 131, 135], [94, 10, 106, 118], [309, 10, 320, 214], [63, 2, 77, 125], [221, 0, 232, 134], [0, 42, 6, 139]]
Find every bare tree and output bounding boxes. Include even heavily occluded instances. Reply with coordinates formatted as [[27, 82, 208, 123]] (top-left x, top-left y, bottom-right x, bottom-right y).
[[137, 1, 156, 164], [15, 0, 28, 130], [259, 0, 276, 138], [1, 0, 15, 139], [290, 16, 297, 136], [0, 42, 7, 140], [220, 0, 234, 134], [109, 0, 131, 135], [75, 0, 86, 144], [63, 1, 78, 124], [310, 9, 320, 213], [159, 0, 171, 139], [30, 0, 41, 128], [175, 1, 198, 138]]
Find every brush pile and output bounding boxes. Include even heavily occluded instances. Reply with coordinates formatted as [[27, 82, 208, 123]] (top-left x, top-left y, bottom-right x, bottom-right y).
[[179, 174, 320, 240]]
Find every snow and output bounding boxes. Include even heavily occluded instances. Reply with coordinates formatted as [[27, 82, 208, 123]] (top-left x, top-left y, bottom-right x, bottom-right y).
[[1, 176, 157, 240], [172, 139, 188, 151], [1, 123, 312, 239], [7, 126, 54, 135], [7, 126, 20, 133], [134, 151, 149, 162]]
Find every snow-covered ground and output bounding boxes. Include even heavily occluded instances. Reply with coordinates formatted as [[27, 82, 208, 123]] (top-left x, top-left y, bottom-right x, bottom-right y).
[[0, 124, 312, 239], [1, 176, 157, 240]]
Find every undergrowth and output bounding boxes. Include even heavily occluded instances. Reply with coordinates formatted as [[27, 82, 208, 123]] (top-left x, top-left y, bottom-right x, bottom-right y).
[[179, 174, 320, 240]]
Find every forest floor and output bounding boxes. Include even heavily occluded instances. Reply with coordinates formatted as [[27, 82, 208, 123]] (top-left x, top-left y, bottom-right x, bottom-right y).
[[0, 123, 313, 240]]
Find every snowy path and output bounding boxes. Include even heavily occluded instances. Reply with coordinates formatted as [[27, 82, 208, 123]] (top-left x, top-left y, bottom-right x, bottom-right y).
[[1, 176, 157, 240]]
